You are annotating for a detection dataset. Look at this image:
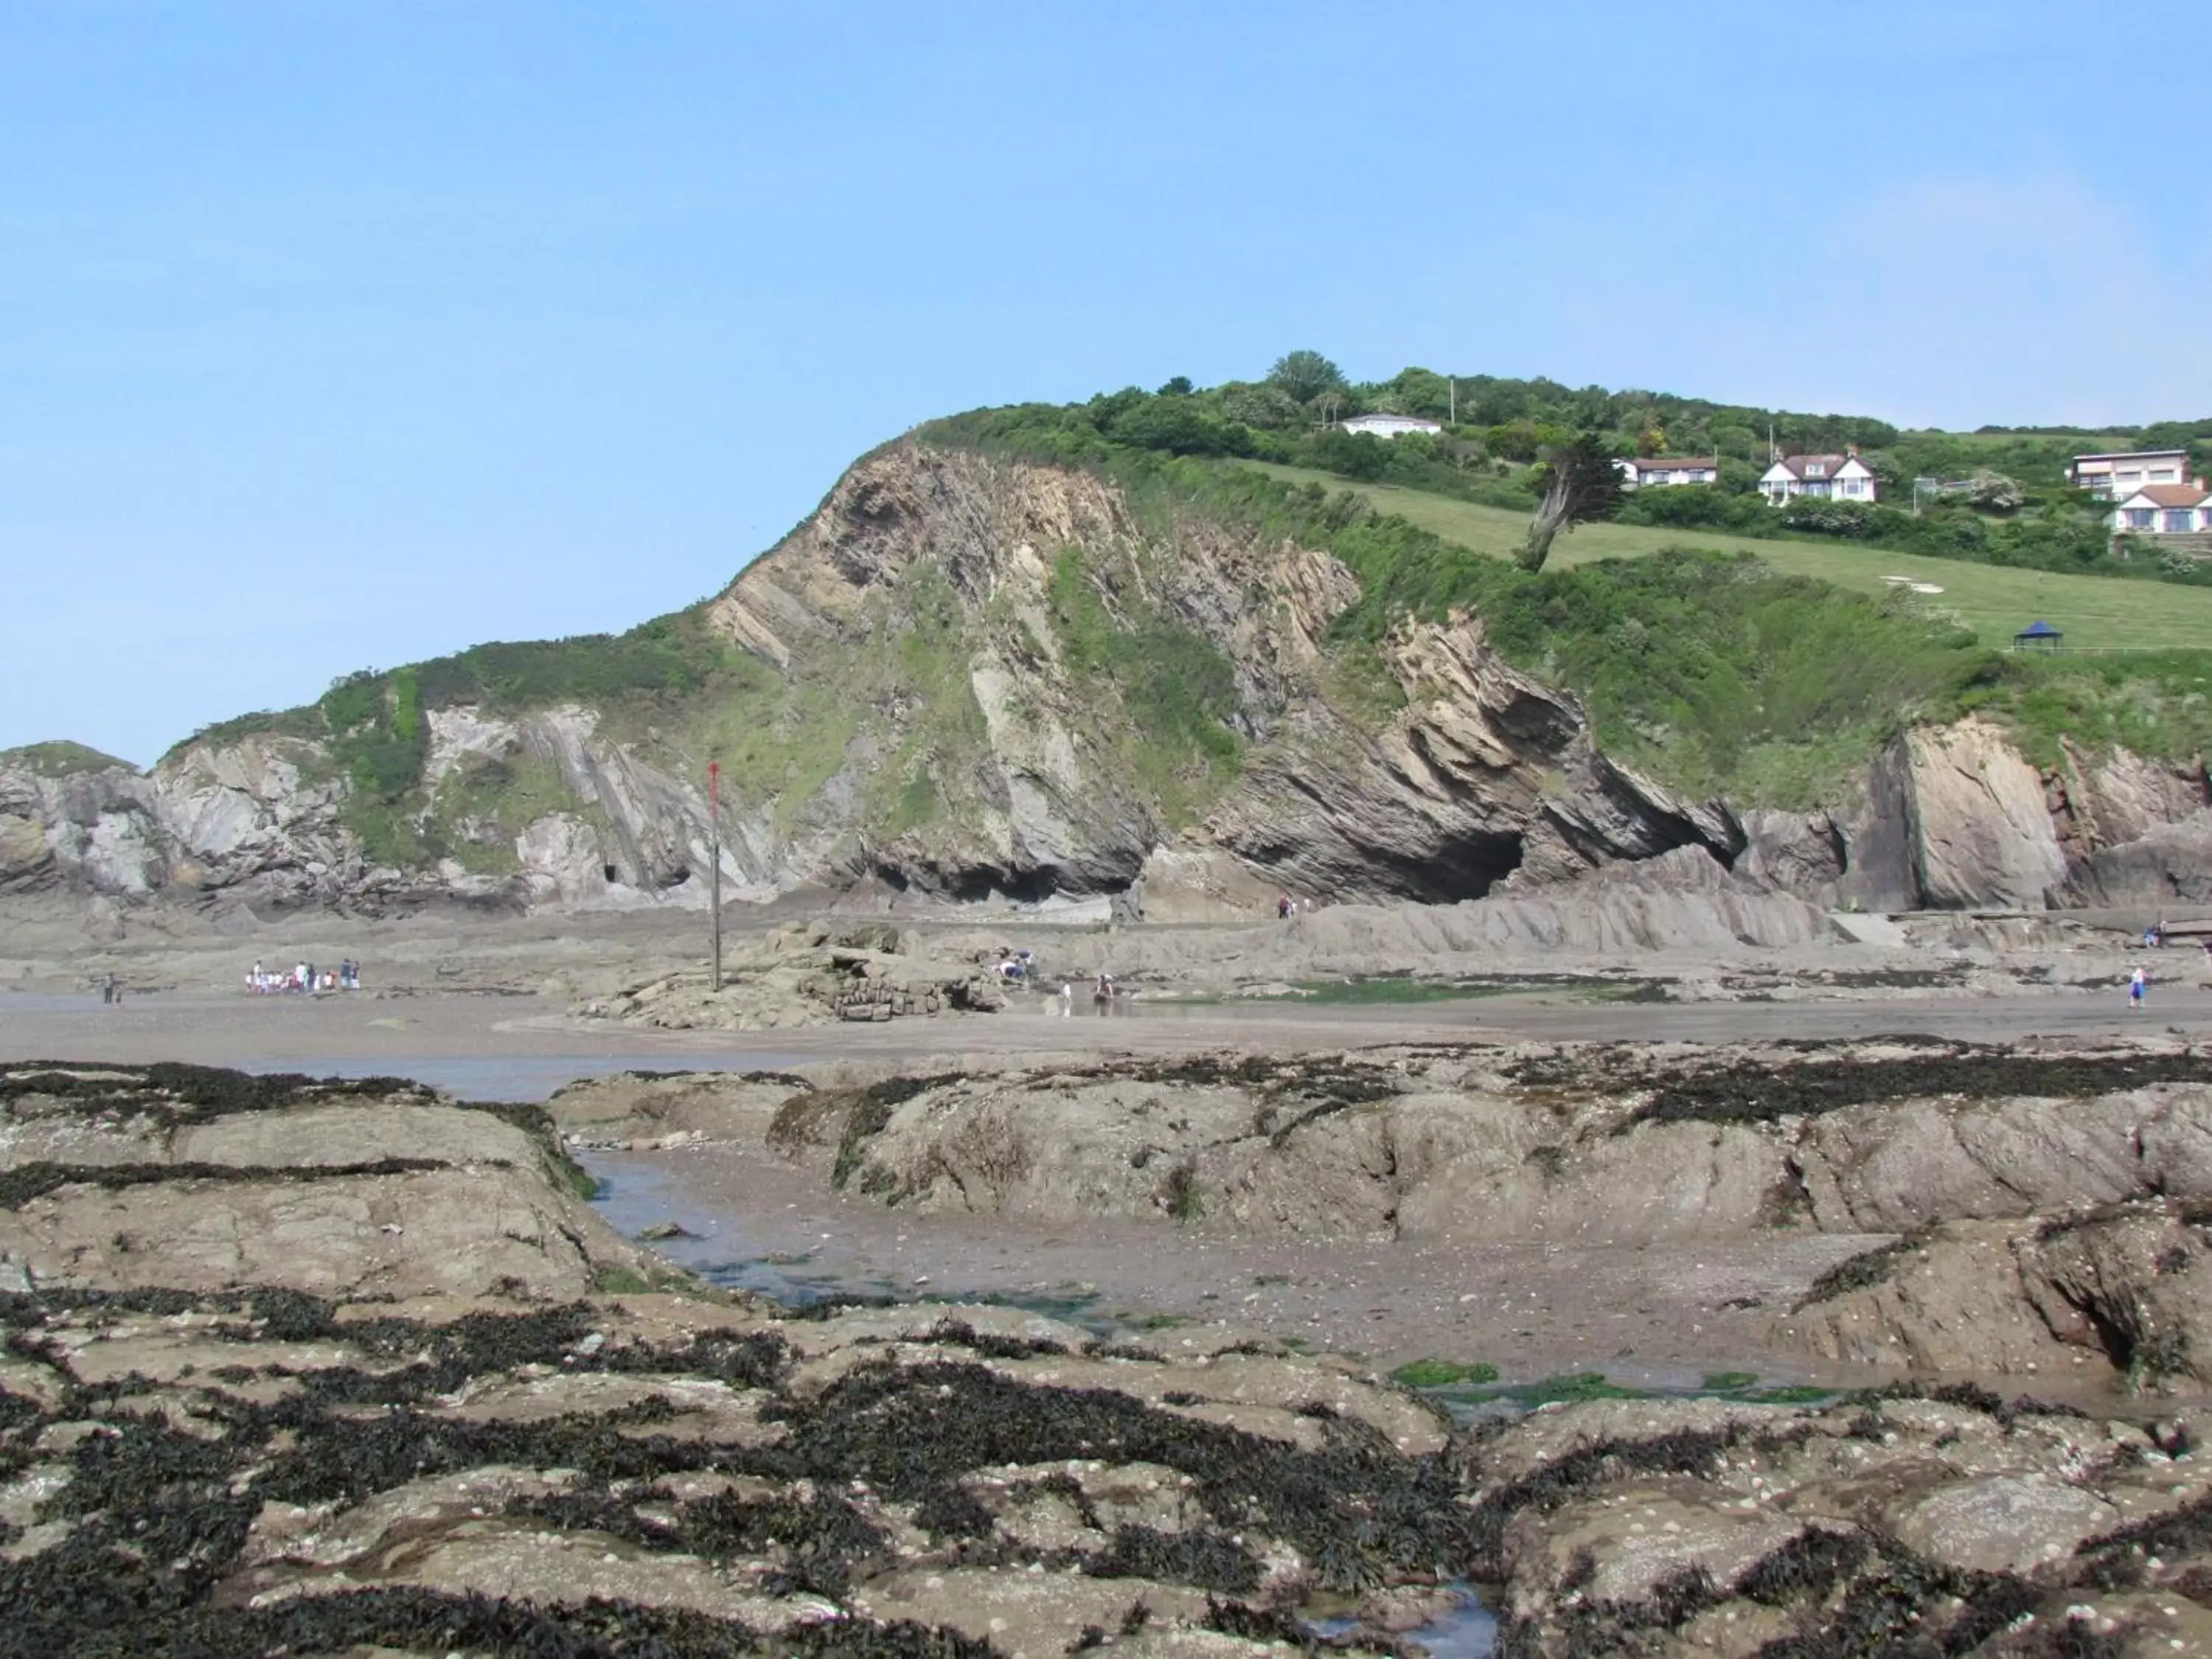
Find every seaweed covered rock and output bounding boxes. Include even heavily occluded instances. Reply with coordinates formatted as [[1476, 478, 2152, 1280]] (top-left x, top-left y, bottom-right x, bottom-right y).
[[1472, 1391, 2212, 1656], [1779, 1197, 2212, 1388], [0, 1060, 1461, 1654], [613, 1039, 2212, 1265], [6, 1058, 2212, 1653], [0, 1060, 659, 1299], [0, 1287, 1472, 1656]]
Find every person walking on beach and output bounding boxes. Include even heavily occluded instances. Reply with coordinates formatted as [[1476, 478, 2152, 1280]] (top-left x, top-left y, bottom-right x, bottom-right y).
[[2129, 965, 2149, 1010]]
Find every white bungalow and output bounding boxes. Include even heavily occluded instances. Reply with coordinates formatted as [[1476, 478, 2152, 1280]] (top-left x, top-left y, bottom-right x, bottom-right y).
[[1760, 451, 1879, 505], [2110, 483, 2212, 536], [1618, 456, 1718, 490], [1336, 412, 1442, 439]]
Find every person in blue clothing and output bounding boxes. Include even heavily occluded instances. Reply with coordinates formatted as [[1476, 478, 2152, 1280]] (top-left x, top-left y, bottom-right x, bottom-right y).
[[2129, 965, 2148, 1009]]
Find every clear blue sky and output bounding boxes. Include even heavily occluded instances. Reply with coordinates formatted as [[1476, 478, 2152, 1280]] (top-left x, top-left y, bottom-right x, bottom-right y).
[[4, 2, 2205, 765]]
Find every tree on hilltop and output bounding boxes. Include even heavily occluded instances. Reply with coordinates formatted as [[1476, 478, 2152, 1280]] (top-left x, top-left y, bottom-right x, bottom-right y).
[[1517, 434, 1621, 573], [1267, 349, 1346, 405]]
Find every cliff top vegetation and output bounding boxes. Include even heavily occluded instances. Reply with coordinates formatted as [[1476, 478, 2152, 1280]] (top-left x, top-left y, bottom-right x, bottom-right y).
[[935, 355, 2212, 591]]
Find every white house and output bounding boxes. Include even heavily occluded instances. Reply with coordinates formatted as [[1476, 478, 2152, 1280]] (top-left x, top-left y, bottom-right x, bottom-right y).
[[1618, 456, 1717, 490], [2071, 450, 2191, 499], [2110, 482, 2212, 536], [1336, 412, 1442, 439], [1760, 451, 1879, 505]]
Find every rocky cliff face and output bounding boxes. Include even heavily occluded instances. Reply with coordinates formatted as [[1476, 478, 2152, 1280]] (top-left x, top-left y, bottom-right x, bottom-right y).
[[5, 441, 2208, 917], [0, 444, 1739, 916], [1738, 714, 2211, 915]]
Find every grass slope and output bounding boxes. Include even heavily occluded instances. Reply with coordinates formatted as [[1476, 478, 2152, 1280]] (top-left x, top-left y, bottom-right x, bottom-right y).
[[1240, 462, 2212, 652]]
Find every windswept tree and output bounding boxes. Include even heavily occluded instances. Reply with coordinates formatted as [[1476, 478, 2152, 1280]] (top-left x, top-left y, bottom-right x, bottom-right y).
[[1266, 349, 1346, 405], [1517, 434, 1622, 572]]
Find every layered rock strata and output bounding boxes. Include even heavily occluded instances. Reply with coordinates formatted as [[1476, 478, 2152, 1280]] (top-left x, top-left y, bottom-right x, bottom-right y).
[[557, 1037, 2212, 1391], [16, 442, 2204, 919]]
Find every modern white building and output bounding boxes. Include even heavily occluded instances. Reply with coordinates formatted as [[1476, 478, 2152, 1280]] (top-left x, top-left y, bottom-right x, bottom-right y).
[[1760, 451, 1879, 505], [1336, 412, 1442, 439], [1617, 456, 1718, 489], [2110, 483, 2212, 536], [2071, 450, 2192, 499]]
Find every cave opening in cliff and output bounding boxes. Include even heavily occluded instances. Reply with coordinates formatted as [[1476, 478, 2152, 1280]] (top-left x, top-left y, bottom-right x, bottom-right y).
[[947, 866, 1061, 905], [1373, 829, 1525, 904]]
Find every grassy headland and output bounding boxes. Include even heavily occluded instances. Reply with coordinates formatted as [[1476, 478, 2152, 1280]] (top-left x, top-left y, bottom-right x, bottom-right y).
[[923, 406, 2212, 807]]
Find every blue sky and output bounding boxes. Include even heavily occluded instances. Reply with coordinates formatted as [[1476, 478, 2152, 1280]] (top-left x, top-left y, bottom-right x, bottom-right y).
[[3, 2, 2205, 765]]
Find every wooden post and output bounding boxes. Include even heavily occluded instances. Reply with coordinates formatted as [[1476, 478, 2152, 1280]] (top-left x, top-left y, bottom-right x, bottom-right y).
[[709, 761, 722, 992]]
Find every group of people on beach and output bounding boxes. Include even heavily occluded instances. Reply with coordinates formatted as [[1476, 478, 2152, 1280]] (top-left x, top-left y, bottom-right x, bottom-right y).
[[2124, 918, 2212, 1009], [246, 959, 362, 995]]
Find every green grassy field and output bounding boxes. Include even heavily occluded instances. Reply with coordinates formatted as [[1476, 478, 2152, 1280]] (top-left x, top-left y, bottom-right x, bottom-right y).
[[1241, 462, 2212, 652]]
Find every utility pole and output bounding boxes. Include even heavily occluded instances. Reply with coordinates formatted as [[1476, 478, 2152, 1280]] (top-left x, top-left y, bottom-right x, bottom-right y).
[[708, 761, 722, 992], [1448, 377, 1455, 424]]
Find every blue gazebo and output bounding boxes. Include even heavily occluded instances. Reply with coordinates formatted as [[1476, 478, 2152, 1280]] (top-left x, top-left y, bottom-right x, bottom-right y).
[[2013, 620, 2063, 652]]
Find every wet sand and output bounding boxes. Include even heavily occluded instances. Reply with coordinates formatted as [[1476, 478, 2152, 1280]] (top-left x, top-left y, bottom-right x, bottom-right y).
[[7, 981, 2211, 1080], [588, 1138, 1899, 1397]]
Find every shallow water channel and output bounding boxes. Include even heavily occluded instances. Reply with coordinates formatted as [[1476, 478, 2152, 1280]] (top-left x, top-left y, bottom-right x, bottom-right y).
[[587, 1155, 1506, 1652]]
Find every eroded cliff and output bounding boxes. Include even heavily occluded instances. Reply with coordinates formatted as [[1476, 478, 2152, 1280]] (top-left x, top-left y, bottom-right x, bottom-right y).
[[5, 441, 2207, 917]]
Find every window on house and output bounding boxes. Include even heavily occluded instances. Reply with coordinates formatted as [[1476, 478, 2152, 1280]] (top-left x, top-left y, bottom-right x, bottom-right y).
[[2126, 509, 2156, 528], [2152, 470, 2177, 482], [1805, 463, 1826, 476], [1841, 479, 1861, 495], [2166, 510, 2194, 532]]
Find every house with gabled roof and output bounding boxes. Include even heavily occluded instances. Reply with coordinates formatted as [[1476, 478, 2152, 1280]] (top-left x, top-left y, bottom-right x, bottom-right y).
[[1760, 449, 1878, 505], [1617, 456, 1717, 489], [2110, 481, 2212, 537]]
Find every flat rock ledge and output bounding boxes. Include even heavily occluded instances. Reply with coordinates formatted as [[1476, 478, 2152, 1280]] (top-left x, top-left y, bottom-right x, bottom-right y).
[[2, 1063, 2212, 1655]]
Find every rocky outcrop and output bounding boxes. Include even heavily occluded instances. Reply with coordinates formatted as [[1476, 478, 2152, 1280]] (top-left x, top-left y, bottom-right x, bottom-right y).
[[6, 1058, 2212, 1653], [1900, 717, 2070, 908], [733, 1043, 2211, 1253], [1484, 1391, 2212, 1656], [0, 748, 167, 896], [563, 1038, 2212, 1395], [0, 1061, 657, 1299], [1201, 613, 1740, 901], [1814, 718, 2211, 914], [578, 922, 1012, 1032], [1778, 1197, 2212, 1385], [0, 1057, 1474, 1655]]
